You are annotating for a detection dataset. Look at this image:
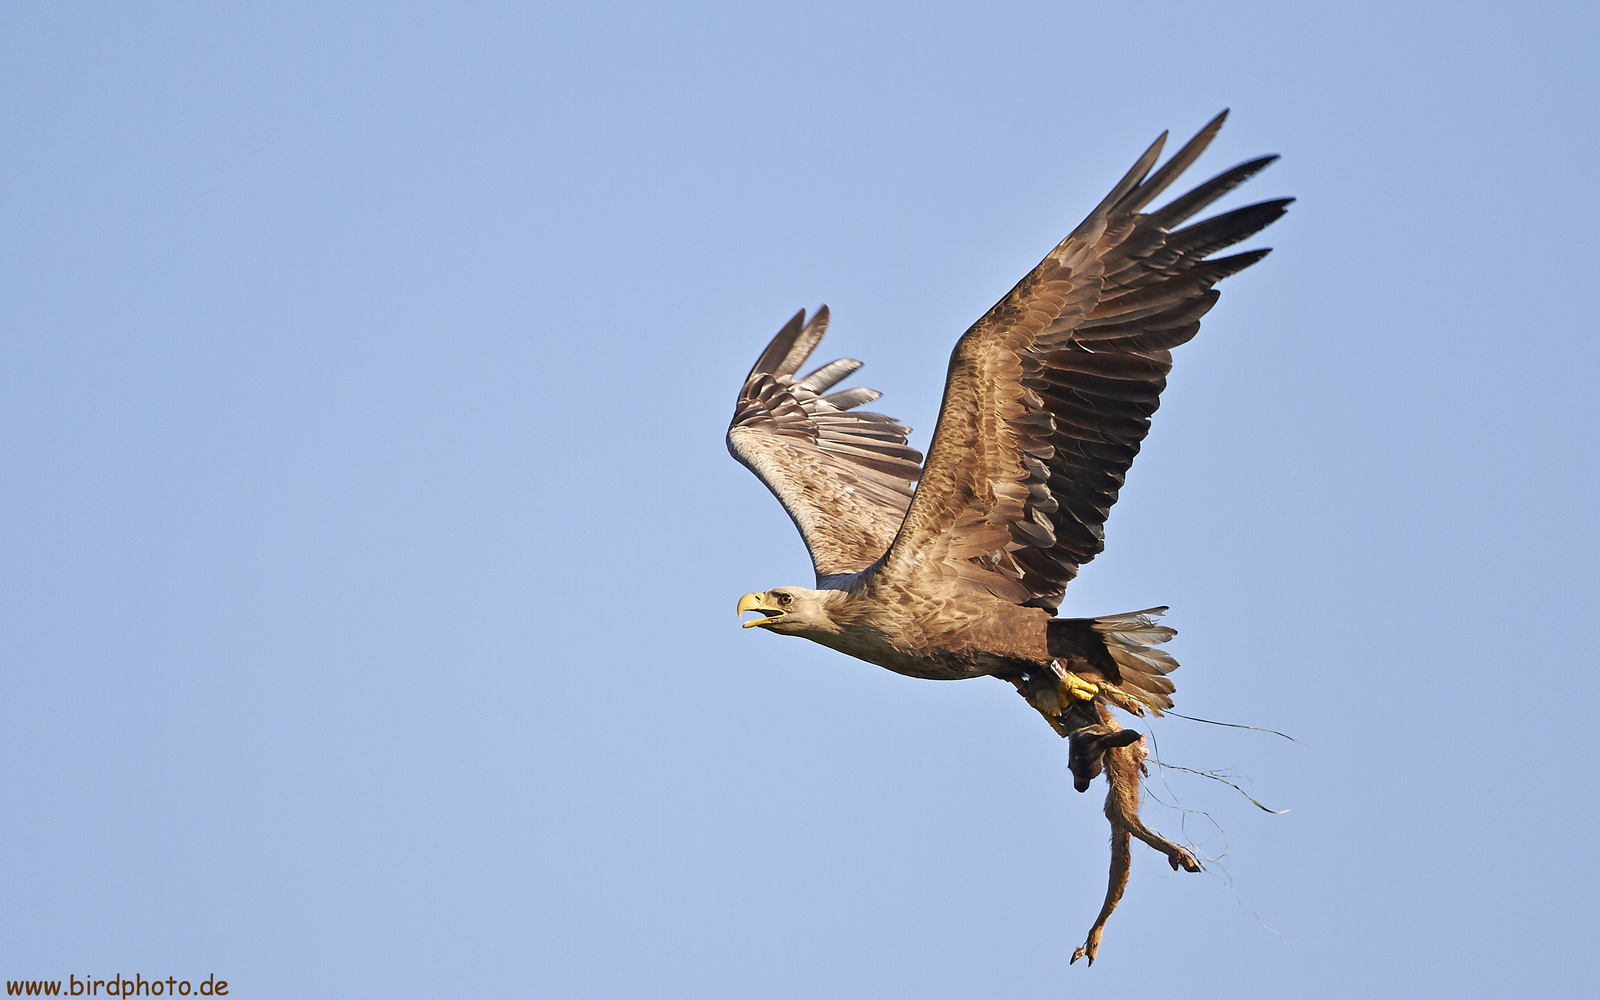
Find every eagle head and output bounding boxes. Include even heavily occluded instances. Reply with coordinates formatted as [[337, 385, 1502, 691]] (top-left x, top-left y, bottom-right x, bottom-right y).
[[736, 588, 841, 636]]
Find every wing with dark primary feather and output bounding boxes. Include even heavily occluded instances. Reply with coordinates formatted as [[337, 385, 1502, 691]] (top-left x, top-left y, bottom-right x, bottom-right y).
[[727, 307, 924, 584], [876, 110, 1289, 610]]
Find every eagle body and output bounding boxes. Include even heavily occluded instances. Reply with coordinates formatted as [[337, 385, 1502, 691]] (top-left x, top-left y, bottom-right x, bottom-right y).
[[750, 583, 1053, 681], [725, 112, 1287, 963]]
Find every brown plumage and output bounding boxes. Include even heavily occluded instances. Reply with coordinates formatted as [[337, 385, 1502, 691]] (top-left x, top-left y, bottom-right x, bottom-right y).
[[728, 111, 1287, 964]]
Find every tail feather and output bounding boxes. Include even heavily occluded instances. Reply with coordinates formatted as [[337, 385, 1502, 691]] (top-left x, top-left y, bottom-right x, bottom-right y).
[[1048, 607, 1180, 715]]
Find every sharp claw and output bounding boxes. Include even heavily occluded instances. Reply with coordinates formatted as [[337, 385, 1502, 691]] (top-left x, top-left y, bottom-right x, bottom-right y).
[[1049, 661, 1100, 701]]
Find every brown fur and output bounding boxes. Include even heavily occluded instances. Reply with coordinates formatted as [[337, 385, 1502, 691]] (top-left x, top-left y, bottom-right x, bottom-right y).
[[1071, 702, 1200, 965]]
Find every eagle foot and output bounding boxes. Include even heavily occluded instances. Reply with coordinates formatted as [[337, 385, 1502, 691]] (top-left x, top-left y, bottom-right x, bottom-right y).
[[1050, 661, 1099, 702]]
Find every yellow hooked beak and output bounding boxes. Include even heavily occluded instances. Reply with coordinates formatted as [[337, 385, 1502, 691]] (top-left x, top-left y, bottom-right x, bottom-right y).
[[737, 592, 784, 628]]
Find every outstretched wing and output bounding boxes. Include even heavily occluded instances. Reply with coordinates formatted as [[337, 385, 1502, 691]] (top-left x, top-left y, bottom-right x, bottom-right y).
[[876, 111, 1289, 610], [728, 307, 924, 584]]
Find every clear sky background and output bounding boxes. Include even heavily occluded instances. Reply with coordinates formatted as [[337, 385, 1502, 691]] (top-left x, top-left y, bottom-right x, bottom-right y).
[[5, 1, 1597, 996]]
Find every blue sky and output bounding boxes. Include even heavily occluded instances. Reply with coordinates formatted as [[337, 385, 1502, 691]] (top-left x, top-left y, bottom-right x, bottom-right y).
[[5, 1, 1597, 996]]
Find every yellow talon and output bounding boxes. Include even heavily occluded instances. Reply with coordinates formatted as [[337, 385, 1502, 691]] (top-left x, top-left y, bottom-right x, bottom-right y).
[[1051, 662, 1099, 702], [1064, 675, 1099, 701]]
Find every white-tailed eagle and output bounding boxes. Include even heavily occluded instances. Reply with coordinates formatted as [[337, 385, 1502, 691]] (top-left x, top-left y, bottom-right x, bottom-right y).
[[728, 111, 1287, 964]]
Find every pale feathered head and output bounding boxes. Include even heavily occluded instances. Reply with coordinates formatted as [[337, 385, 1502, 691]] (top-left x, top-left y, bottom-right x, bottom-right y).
[[735, 587, 843, 637]]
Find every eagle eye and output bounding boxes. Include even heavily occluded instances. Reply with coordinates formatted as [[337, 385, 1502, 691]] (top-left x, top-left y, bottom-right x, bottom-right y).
[[775, 592, 793, 606]]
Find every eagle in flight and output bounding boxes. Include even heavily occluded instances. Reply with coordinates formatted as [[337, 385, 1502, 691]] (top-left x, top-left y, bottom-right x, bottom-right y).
[[728, 111, 1287, 964]]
